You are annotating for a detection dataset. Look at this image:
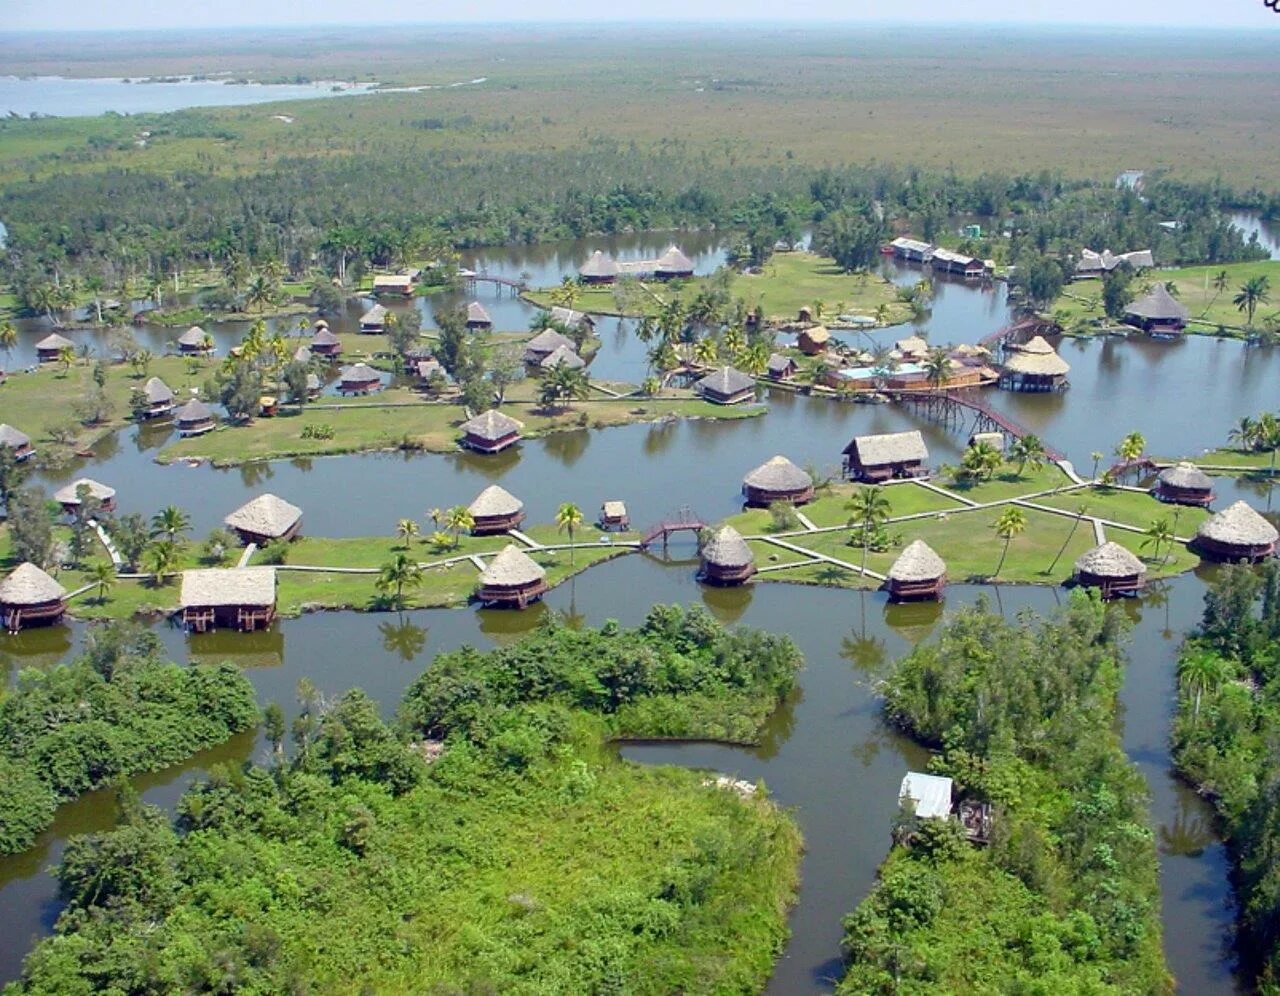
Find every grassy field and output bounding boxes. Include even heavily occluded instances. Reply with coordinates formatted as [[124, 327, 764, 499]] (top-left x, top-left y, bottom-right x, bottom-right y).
[[1033, 485, 1212, 535], [1169, 447, 1280, 472], [935, 462, 1076, 503]]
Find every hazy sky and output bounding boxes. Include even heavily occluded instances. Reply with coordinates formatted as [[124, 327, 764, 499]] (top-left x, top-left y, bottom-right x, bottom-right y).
[[7, 0, 1278, 30]]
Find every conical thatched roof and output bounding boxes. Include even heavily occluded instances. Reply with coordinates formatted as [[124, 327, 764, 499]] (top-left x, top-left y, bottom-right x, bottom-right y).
[[360, 303, 388, 324], [579, 250, 619, 279], [0, 424, 31, 449], [1074, 541, 1145, 578], [224, 493, 302, 539], [743, 455, 812, 493], [798, 325, 830, 346], [701, 525, 754, 568], [696, 366, 755, 395], [889, 540, 946, 582], [466, 301, 492, 325], [1016, 335, 1055, 354], [0, 563, 66, 605], [766, 353, 795, 374], [479, 544, 545, 586], [468, 484, 523, 518], [313, 318, 330, 331], [143, 376, 173, 404], [35, 332, 74, 351], [1158, 462, 1212, 491], [180, 567, 276, 608], [655, 245, 694, 274], [549, 306, 592, 330], [312, 327, 340, 347], [175, 398, 214, 423], [1197, 501, 1279, 547], [895, 335, 928, 355], [53, 478, 116, 505], [539, 343, 585, 370], [177, 326, 209, 346], [524, 328, 574, 358], [1126, 283, 1189, 321], [461, 409, 524, 442], [1003, 338, 1070, 376], [339, 362, 380, 385]]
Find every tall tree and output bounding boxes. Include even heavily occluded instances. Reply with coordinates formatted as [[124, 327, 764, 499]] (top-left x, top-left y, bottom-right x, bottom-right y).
[[556, 502, 585, 564], [991, 507, 1028, 577], [846, 486, 891, 576]]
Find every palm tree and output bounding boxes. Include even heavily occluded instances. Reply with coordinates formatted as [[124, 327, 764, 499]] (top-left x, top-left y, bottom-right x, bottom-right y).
[[145, 540, 181, 586], [1142, 516, 1174, 565], [1008, 435, 1047, 477], [1178, 649, 1225, 724], [1234, 276, 1271, 328], [426, 508, 442, 531], [540, 365, 591, 411], [556, 502, 585, 564], [445, 505, 474, 549], [89, 561, 115, 604], [720, 325, 746, 357], [736, 341, 770, 376], [922, 347, 950, 390], [991, 507, 1028, 578], [376, 553, 423, 609], [57, 345, 75, 376], [1256, 412, 1280, 474], [1229, 416, 1259, 452], [550, 277, 580, 310], [1114, 431, 1146, 481], [961, 441, 1003, 481], [151, 505, 191, 542], [1089, 451, 1104, 481], [873, 303, 891, 327], [0, 322, 16, 365], [846, 486, 891, 576], [1047, 501, 1090, 573], [692, 336, 719, 367], [1208, 268, 1230, 312], [396, 518, 420, 548]]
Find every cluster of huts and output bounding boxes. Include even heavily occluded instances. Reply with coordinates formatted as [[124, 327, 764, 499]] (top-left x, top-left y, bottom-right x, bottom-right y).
[[1074, 248, 1154, 280], [886, 238, 993, 279], [577, 246, 696, 283]]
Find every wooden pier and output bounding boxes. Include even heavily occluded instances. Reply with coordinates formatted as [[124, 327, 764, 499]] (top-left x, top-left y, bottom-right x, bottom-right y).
[[890, 389, 1063, 461]]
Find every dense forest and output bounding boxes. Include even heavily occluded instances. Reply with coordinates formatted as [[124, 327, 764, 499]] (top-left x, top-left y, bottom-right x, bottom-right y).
[[838, 595, 1170, 993], [7, 608, 804, 994], [0, 622, 258, 854], [1172, 562, 1280, 991]]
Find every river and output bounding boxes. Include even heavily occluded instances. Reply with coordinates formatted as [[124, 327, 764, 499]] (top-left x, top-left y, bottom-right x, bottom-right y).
[[0, 229, 1271, 992]]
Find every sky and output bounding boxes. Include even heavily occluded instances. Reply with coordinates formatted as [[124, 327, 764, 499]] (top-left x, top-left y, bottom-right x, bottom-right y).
[[6, 0, 1278, 30]]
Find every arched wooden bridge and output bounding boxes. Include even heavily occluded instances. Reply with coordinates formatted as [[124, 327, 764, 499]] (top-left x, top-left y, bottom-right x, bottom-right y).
[[639, 507, 708, 550], [890, 389, 1064, 461], [977, 316, 1061, 354]]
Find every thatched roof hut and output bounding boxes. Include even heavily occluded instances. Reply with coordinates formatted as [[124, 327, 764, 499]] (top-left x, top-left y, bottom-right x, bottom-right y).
[[338, 362, 382, 394], [895, 335, 929, 358], [139, 376, 175, 418], [1074, 542, 1146, 598], [1000, 335, 1070, 392], [467, 485, 525, 535], [372, 273, 414, 297], [475, 544, 548, 608], [1155, 462, 1214, 507], [766, 353, 798, 380], [699, 525, 756, 585], [843, 430, 929, 482], [523, 328, 574, 364], [179, 566, 277, 632], [886, 540, 946, 601], [655, 246, 695, 278], [311, 326, 342, 357], [54, 477, 116, 511], [1, 563, 68, 632], [599, 500, 629, 530], [359, 303, 388, 332], [1195, 501, 1278, 562], [0, 424, 34, 460], [459, 409, 524, 453], [466, 301, 493, 329], [797, 325, 830, 355], [174, 398, 216, 436], [696, 366, 756, 405], [177, 326, 213, 353], [224, 493, 303, 545], [742, 455, 814, 506], [1125, 284, 1189, 334], [35, 332, 74, 361], [579, 250, 619, 284], [539, 343, 586, 371]]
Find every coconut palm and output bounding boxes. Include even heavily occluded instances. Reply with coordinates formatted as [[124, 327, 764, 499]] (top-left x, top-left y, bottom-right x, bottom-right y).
[[145, 539, 181, 586], [376, 552, 424, 609], [1228, 416, 1259, 452], [150, 504, 192, 542], [396, 518, 420, 548], [1178, 649, 1225, 724], [922, 347, 950, 389], [846, 485, 891, 576], [1256, 412, 1280, 473], [1142, 515, 1175, 564], [1234, 275, 1271, 328], [692, 336, 719, 366], [1047, 501, 1090, 573], [647, 341, 679, 374], [1210, 268, 1230, 310], [721, 324, 746, 357], [1008, 435, 1047, 477], [89, 561, 115, 604], [1089, 451, 1104, 480], [0, 322, 16, 365], [556, 502, 585, 564], [873, 303, 891, 326], [961, 440, 1003, 481], [736, 341, 771, 376], [57, 345, 75, 375], [1114, 431, 1146, 481], [445, 505, 474, 549], [991, 506, 1028, 578], [426, 508, 442, 531]]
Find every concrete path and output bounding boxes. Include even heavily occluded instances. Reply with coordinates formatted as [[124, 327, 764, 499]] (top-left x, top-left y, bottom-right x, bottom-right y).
[[917, 480, 979, 507], [90, 520, 122, 567], [466, 554, 487, 572], [508, 529, 542, 549], [237, 543, 257, 568], [1057, 459, 1085, 485], [794, 511, 819, 532], [759, 536, 888, 582], [1092, 518, 1107, 544]]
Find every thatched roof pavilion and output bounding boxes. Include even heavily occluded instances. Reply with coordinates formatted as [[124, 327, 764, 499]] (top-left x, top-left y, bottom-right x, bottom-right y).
[[177, 326, 213, 353], [1155, 462, 1214, 508], [523, 328, 574, 364], [475, 544, 548, 608], [766, 353, 797, 380], [0, 424, 34, 461], [1, 563, 68, 632], [35, 332, 74, 361], [373, 273, 414, 297], [338, 362, 382, 394], [1195, 501, 1278, 562], [140, 376, 175, 418], [311, 326, 342, 358], [895, 335, 929, 359], [179, 566, 277, 632], [696, 366, 756, 405], [579, 250, 619, 284], [699, 525, 756, 585], [359, 303, 388, 332], [1125, 284, 1189, 334], [655, 246, 695, 279], [459, 409, 523, 453], [599, 500, 629, 530], [1074, 542, 1146, 599], [466, 301, 493, 329], [174, 398, 216, 436], [999, 335, 1070, 392], [54, 478, 116, 512], [797, 325, 830, 355], [843, 430, 929, 482], [742, 455, 814, 507], [224, 493, 303, 545], [539, 343, 586, 372], [467, 485, 525, 535], [886, 540, 947, 601]]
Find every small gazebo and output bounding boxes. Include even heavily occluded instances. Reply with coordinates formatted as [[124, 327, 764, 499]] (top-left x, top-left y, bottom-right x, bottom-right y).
[[466, 301, 493, 330], [886, 540, 947, 601], [599, 500, 629, 530], [474, 545, 548, 608], [311, 326, 343, 359], [338, 362, 382, 394], [179, 567, 277, 632], [459, 409, 524, 453], [895, 335, 929, 360], [467, 485, 525, 535], [579, 250, 619, 284], [742, 455, 815, 507], [174, 398, 216, 436], [1154, 462, 1214, 508], [54, 478, 117, 514], [999, 336, 1070, 392], [141, 376, 175, 419], [35, 332, 74, 363], [0, 563, 68, 633], [698, 525, 757, 586], [1194, 501, 1278, 562], [1074, 542, 1146, 599], [1125, 284, 1189, 336], [359, 304, 388, 333], [177, 326, 213, 355], [695, 366, 756, 405], [224, 493, 303, 546]]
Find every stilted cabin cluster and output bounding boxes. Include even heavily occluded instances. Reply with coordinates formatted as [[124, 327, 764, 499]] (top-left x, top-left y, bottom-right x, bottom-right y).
[[1124, 284, 1189, 338], [575, 246, 694, 283], [538, 343, 586, 372], [174, 398, 216, 436], [886, 540, 947, 601], [459, 409, 524, 454], [523, 328, 575, 366], [338, 362, 382, 395], [1074, 542, 1146, 599], [1194, 501, 1278, 562], [177, 326, 213, 355], [0, 424, 35, 462], [35, 332, 74, 363], [1074, 248, 1153, 280], [695, 366, 756, 406], [467, 485, 525, 535], [372, 272, 416, 298], [311, 321, 342, 360], [698, 525, 757, 586], [465, 301, 493, 330], [599, 500, 629, 530], [843, 430, 929, 482], [475, 544, 548, 608], [999, 335, 1070, 392], [54, 478, 116, 514], [886, 238, 990, 278], [742, 455, 814, 507], [1, 563, 68, 633], [766, 353, 798, 381], [141, 377, 175, 419], [1155, 462, 1215, 507], [224, 493, 303, 546], [796, 325, 830, 356], [359, 304, 388, 334], [179, 566, 277, 633], [888, 237, 935, 264]]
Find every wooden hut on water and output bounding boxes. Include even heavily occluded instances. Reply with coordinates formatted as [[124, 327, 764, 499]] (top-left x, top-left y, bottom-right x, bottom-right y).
[[466, 301, 493, 330], [886, 540, 947, 601], [311, 326, 342, 360], [224, 493, 302, 546], [766, 353, 798, 381], [1155, 462, 1215, 508], [539, 343, 586, 372], [0, 424, 34, 461], [930, 248, 986, 278], [1074, 542, 1146, 599], [177, 326, 213, 355], [695, 366, 756, 406], [999, 335, 1070, 392], [698, 525, 757, 585], [894, 335, 929, 360], [655, 246, 695, 279], [459, 409, 523, 454], [35, 332, 74, 363], [742, 455, 814, 507], [141, 376, 175, 419], [359, 304, 388, 333], [797, 326, 830, 356], [578, 250, 619, 284], [599, 500, 629, 530], [474, 544, 548, 608], [1, 563, 68, 633], [1194, 501, 1278, 562], [467, 485, 525, 535], [174, 398, 216, 436], [54, 478, 116, 514], [179, 567, 277, 632], [338, 362, 382, 395], [372, 273, 414, 298], [842, 430, 929, 482], [1124, 284, 1188, 337], [523, 328, 575, 365]]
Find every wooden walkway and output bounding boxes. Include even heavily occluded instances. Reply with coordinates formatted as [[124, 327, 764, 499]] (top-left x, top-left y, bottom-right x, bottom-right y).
[[639, 508, 708, 550], [890, 389, 1064, 461], [977, 316, 1060, 353]]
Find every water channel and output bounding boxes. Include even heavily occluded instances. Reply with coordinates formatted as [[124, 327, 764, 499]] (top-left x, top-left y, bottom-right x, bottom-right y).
[[2, 228, 1276, 991]]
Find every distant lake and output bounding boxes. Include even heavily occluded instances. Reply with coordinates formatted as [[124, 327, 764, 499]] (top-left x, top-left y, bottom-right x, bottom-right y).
[[0, 75, 380, 117]]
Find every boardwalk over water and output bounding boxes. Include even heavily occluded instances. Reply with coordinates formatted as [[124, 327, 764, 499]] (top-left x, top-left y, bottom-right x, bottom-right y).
[[639, 507, 708, 550], [890, 389, 1064, 461]]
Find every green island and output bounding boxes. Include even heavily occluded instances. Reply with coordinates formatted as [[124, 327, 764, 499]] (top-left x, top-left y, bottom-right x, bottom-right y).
[[839, 595, 1170, 993], [6, 609, 803, 994]]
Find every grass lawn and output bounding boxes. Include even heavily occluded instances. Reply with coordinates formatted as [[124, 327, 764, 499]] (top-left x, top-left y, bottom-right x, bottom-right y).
[[1032, 486, 1211, 535], [936, 462, 1076, 504], [749, 540, 818, 568], [1107, 530, 1200, 580], [754, 560, 880, 591], [1167, 447, 1280, 473]]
